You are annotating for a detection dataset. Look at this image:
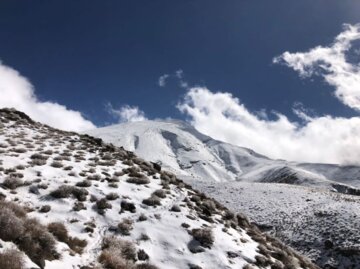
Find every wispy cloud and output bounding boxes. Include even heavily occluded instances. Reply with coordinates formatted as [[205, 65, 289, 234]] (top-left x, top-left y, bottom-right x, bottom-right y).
[[274, 23, 360, 110], [158, 74, 169, 87], [158, 69, 188, 88], [106, 103, 147, 123], [0, 61, 95, 132]]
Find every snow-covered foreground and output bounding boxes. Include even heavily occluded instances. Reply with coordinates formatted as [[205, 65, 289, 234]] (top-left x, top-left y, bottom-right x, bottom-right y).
[[0, 108, 318, 269], [187, 180, 360, 269], [87, 120, 360, 194]]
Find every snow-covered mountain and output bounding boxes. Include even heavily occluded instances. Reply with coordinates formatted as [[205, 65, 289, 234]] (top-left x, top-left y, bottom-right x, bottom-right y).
[[87, 120, 360, 194], [0, 108, 317, 269]]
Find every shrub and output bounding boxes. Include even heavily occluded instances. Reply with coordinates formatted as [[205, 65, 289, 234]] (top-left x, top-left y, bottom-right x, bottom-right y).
[[201, 200, 217, 215], [2, 177, 23, 190], [134, 264, 159, 269], [0, 208, 24, 241], [170, 205, 181, 212], [121, 201, 136, 213], [142, 196, 161, 207], [76, 180, 92, 187], [0, 201, 27, 218], [118, 219, 134, 236], [73, 202, 86, 211], [30, 153, 48, 160], [191, 228, 214, 248], [138, 233, 150, 241], [13, 148, 27, 153], [29, 159, 47, 166], [96, 198, 112, 215], [98, 250, 128, 269], [106, 193, 119, 201], [102, 236, 137, 261], [50, 185, 88, 201], [48, 222, 87, 254], [51, 161, 63, 168], [137, 249, 149, 261], [152, 189, 166, 198], [137, 214, 147, 222], [0, 249, 25, 269], [88, 174, 102, 181], [50, 185, 73, 198], [39, 205, 51, 213], [72, 187, 89, 201], [67, 236, 88, 254], [48, 222, 69, 242], [127, 177, 150, 185], [18, 218, 59, 267]]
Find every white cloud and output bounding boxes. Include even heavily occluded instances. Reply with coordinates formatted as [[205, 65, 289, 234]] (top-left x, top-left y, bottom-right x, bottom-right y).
[[107, 103, 147, 123], [178, 87, 360, 165], [274, 23, 360, 110], [158, 74, 169, 87], [158, 69, 189, 89], [0, 61, 95, 132]]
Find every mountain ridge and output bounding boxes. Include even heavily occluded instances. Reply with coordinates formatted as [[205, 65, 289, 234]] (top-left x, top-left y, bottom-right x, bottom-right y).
[[87, 120, 360, 195]]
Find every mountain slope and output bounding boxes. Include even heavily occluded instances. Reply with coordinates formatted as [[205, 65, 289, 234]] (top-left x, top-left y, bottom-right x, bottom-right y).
[[0, 108, 317, 269], [87, 120, 360, 193]]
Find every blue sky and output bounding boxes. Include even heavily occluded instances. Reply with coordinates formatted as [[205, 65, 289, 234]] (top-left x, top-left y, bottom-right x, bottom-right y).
[[1, 1, 360, 164], [0, 1, 359, 124]]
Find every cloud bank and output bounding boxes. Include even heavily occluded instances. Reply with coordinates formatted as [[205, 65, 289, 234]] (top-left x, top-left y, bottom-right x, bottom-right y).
[[178, 24, 360, 165], [107, 103, 147, 123], [178, 87, 360, 164], [0, 61, 95, 132]]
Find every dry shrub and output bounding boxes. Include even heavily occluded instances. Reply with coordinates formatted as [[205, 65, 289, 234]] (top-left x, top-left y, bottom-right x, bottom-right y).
[[118, 219, 134, 236], [106, 193, 119, 201], [97, 198, 112, 211], [170, 205, 181, 212], [51, 161, 63, 168], [76, 180, 92, 187], [121, 200, 136, 213], [152, 189, 166, 199], [134, 263, 159, 269], [99, 250, 129, 269], [126, 177, 150, 185], [50, 185, 88, 201], [101, 236, 137, 262], [0, 208, 24, 241], [192, 228, 214, 248], [18, 218, 59, 267], [2, 177, 23, 190], [142, 196, 161, 207], [137, 214, 147, 222], [0, 249, 25, 269], [48, 222, 69, 242], [48, 221, 87, 254]]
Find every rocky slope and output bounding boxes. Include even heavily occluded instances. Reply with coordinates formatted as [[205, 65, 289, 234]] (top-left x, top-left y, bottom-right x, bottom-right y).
[[0, 108, 318, 269]]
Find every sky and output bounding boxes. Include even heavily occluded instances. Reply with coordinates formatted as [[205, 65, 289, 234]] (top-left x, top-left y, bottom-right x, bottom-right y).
[[1, 1, 360, 164]]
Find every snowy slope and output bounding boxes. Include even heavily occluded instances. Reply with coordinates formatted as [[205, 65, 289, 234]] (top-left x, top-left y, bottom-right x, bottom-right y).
[[87, 120, 360, 193], [189, 180, 360, 269], [0, 108, 317, 269]]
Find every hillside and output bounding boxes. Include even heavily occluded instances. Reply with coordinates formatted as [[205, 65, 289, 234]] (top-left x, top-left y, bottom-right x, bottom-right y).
[[0, 108, 318, 269], [87, 120, 360, 268]]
